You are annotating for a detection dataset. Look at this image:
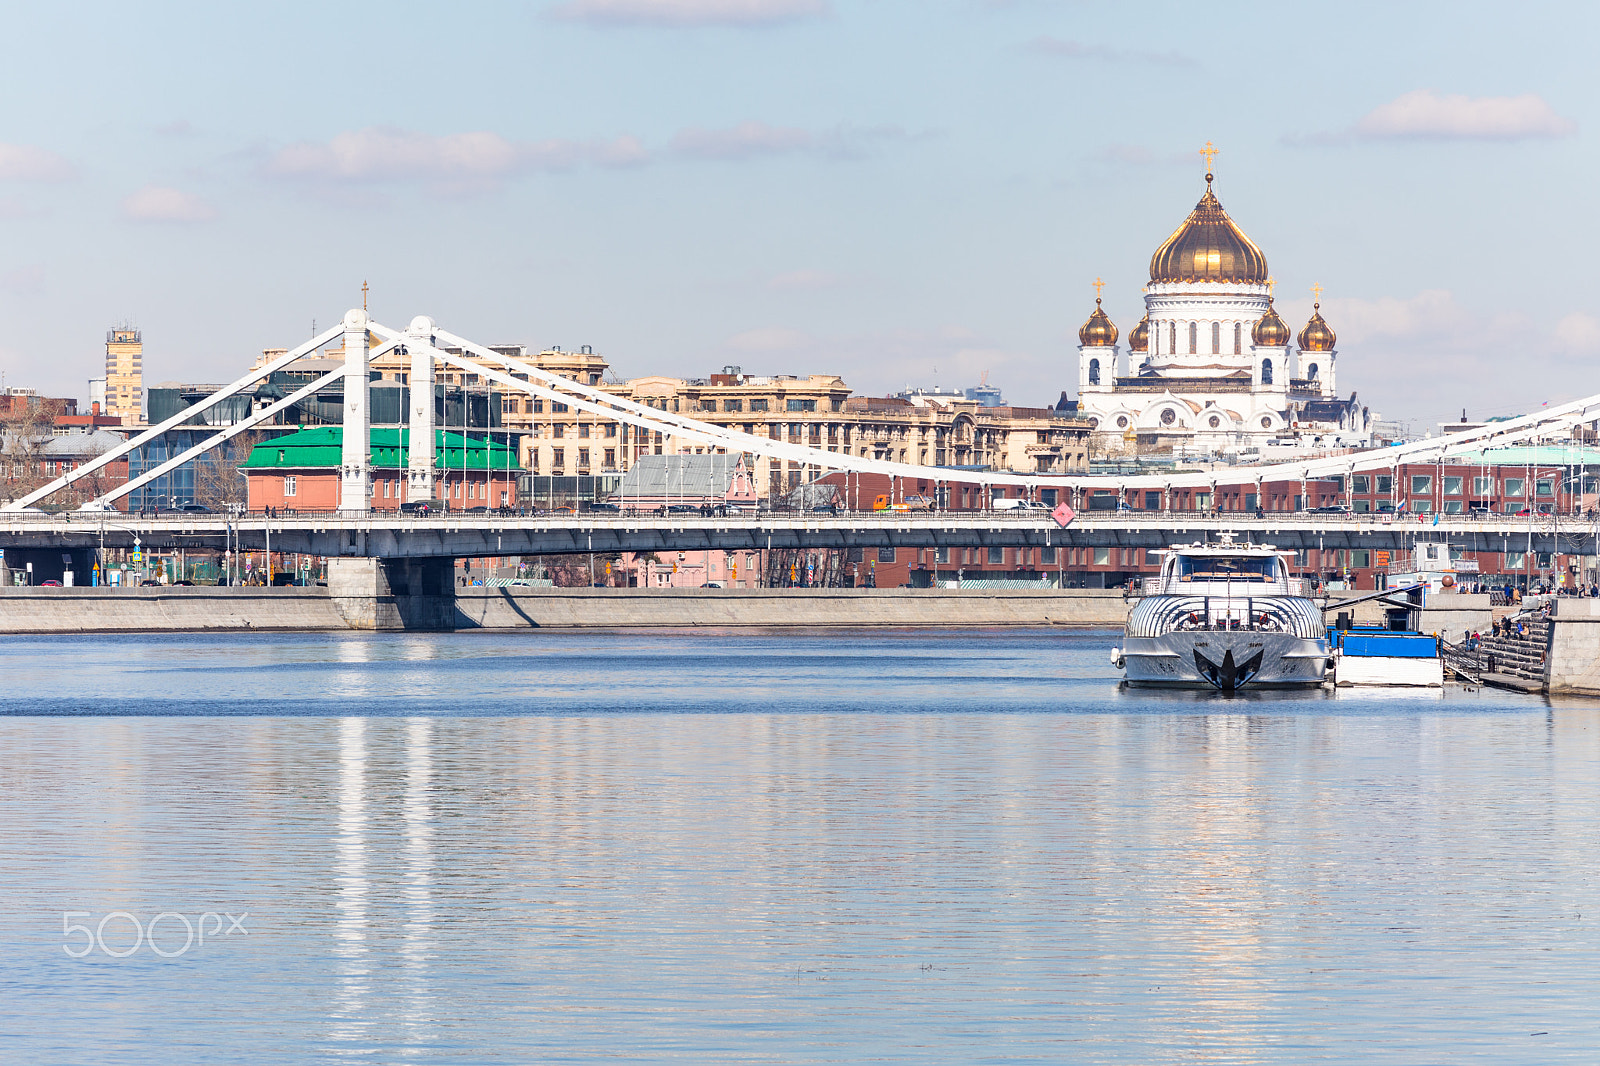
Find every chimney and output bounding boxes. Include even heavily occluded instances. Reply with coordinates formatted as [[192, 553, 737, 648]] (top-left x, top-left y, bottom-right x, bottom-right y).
[[91, 401, 100, 416]]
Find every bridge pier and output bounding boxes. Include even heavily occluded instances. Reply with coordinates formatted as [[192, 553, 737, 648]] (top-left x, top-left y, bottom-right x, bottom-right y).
[[325, 557, 456, 630]]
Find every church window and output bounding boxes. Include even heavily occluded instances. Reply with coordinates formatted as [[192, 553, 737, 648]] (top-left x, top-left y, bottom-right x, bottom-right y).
[[1087, 358, 1100, 385], [1234, 322, 1242, 354], [1169, 322, 1177, 353], [1189, 322, 1197, 354], [1308, 363, 1319, 380], [1211, 321, 1220, 354], [1261, 359, 1273, 385]]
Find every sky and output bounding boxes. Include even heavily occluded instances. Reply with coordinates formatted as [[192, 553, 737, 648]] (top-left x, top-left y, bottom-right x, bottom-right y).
[[0, 0, 1596, 431]]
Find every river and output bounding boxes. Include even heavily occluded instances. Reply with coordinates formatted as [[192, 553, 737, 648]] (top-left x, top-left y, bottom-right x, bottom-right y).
[[2, 629, 1596, 1063]]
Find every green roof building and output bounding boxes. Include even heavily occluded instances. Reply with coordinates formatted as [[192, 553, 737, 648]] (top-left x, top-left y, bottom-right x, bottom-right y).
[[242, 427, 522, 472], [243, 427, 523, 511]]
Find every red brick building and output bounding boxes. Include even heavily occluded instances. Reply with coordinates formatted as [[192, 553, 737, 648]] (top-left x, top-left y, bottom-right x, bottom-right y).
[[242, 427, 523, 512]]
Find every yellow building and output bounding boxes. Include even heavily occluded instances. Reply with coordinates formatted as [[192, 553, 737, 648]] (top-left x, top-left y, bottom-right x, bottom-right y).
[[365, 343, 1093, 500], [104, 327, 143, 426]]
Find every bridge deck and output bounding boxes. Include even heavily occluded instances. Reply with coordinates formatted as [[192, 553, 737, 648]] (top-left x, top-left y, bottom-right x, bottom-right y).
[[0, 511, 1589, 558]]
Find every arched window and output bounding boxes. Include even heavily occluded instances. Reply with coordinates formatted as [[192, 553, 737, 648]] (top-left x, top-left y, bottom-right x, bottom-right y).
[[1211, 321, 1221, 354], [1088, 358, 1100, 385], [1188, 322, 1197, 354], [1261, 358, 1273, 385], [1233, 322, 1242, 355], [1169, 322, 1176, 354], [1308, 363, 1319, 380]]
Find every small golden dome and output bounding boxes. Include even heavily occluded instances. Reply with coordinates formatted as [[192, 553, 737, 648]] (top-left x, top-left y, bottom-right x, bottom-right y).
[[1251, 297, 1291, 347], [1078, 298, 1118, 347], [1127, 313, 1149, 353], [1297, 303, 1336, 351], [1149, 178, 1268, 285]]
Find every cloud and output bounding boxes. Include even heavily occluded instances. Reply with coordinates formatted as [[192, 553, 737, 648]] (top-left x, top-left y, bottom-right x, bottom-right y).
[[1553, 312, 1600, 356], [549, 0, 829, 27], [671, 120, 908, 161], [672, 121, 812, 160], [266, 127, 647, 191], [1306, 288, 1462, 341], [1353, 89, 1576, 141], [1024, 35, 1194, 67], [0, 143, 74, 182], [121, 185, 217, 223]]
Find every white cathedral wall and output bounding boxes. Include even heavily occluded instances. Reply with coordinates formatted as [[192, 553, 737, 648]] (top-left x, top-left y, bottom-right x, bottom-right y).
[[1144, 282, 1271, 369]]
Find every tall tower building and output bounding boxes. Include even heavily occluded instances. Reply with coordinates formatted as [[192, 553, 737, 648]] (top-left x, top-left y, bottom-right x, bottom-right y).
[[105, 326, 143, 425]]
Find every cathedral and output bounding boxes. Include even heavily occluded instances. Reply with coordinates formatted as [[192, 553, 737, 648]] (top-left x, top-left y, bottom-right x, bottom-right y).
[[1074, 161, 1373, 454]]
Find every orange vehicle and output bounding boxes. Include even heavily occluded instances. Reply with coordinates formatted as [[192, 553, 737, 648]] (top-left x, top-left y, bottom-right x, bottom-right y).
[[873, 494, 935, 512]]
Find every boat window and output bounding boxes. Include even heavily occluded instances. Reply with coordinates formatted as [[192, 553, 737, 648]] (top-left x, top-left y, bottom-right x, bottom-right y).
[[1176, 556, 1279, 582]]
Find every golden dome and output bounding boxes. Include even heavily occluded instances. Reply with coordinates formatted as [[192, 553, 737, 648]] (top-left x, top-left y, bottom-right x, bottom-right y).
[[1297, 303, 1336, 351], [1078, 298, 1118, 347], [1251, 297, 1291, 347], [1127, 313, 1149, 352], [1149, 178, 1268, 285]]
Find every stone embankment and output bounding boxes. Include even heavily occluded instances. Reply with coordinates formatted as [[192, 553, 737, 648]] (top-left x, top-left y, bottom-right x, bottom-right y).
[[0, 585, 349, 633], [0, 580, 1134, 633], [452, 586, 1131, 629]]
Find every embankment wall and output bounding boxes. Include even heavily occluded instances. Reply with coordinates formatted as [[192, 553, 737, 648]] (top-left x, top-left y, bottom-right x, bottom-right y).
[[0, 583, 1133, 633], [453, 587, 1130, 629], [0, 585, 349, 633], [1547, 598, 1600, 696]]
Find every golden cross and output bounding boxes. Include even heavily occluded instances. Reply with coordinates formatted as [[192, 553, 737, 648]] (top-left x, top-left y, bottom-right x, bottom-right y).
[[1266, 275, 1275, 294], [1311, 282, 1323, 305], [1199, 141, 1218, 174], [1093, 276, 1104, 300], [362, 279, 369, 311]]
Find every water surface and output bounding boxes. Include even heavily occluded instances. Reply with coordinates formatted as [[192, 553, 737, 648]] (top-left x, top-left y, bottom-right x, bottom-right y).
[[2, 630, 1596, 1063]]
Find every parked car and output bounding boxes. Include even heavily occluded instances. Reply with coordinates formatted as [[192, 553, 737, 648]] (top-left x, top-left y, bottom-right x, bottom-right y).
[[175, 503, 213, 514], [400, 499, 443, 516], [77, 501, 117, 512], [1306, 505, 1351, 514], [584, 502, 621, 514], [39, 579, 61, 587]]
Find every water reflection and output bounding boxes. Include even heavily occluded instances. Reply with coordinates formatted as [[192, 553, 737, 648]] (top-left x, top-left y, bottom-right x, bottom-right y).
[[330, 717, 369, 1047], [400, 717, 435, 1047], [1, 632, 1597, 1065]]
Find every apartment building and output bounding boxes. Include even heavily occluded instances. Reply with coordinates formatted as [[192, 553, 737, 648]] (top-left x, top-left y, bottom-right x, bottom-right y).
[[105, 327, 144, 426]]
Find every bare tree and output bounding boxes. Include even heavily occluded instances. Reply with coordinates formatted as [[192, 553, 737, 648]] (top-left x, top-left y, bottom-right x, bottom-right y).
[[194, 431, 262, 511], [0, 398, 63, 506], [542, 553, 598, 587]]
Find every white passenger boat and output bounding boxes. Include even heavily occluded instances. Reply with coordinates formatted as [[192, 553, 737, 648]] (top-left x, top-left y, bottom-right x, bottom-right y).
[[1113, 536, 1331, 691]]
